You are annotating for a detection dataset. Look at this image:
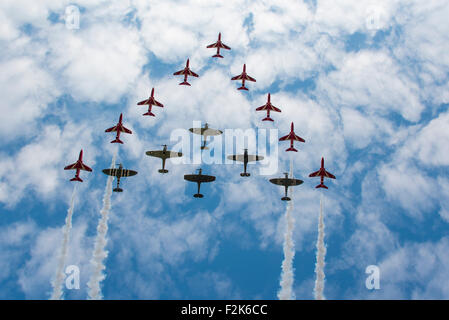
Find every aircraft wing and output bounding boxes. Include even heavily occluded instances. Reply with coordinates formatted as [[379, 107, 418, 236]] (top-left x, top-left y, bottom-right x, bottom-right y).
[[119, 125, 132, 134], [188, 69, 199, 77], [189, 128, 205, 135], [146, 151, 182, 159], [220, 43, 231, 50], [207, 42, 219, 48], [247, 155, 264, 162], [256, 104, 268, 111], [270, 177, 303, 186], [184, 174, 216, 183], [204, 128, 223, 136], [153, 99, 164, 107], [309, 169, 321, 177], [64, 162, 78, 170], [243, 74, 256, 82], [80, 163, 93, 172], [324, 170, 336, 179], [105, 125, 118, 133], [271, 105, 281, 113], [294, 134, 305, 142], [231, 73, 244, 81], [279, 133, 291, 141], [102, 168, 137, 177], [227, 155, 244, 162], [137, 99, 149, 105], [173, 69, 186, 76]]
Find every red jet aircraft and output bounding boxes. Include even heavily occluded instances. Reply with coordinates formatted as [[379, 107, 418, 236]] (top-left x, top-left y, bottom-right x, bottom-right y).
[[231, 64, 256, 91], [173, 58, 199, 86], [137, 88, 164, 117], [279, 122, 305, 152], [256, 93, 281, 122], [105, 113, 132, 144], [206, 33, 231, 58], [309, 157, 336, 189], [64, 149, 92, 182]]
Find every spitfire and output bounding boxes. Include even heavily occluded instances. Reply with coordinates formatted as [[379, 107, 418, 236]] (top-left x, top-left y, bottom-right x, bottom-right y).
[[146, 145, 183, 174], [189, 123, 223, 150], [184, 169, 216, 198], [102, 163, 138, 192], [227, 149, 264, 177], [269, 173, 303, 201]]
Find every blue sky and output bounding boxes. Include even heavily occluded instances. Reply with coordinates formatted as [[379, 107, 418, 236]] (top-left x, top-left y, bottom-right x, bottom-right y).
[[1, 0, 449, 300]]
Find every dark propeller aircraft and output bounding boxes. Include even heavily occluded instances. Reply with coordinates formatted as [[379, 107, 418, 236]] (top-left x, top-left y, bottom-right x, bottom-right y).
[[227, 149, 264, 177], [146, 145, 183, 173], [102, 163, 137, 192], [189, 123, 223, 150], [184, 168, 216, 198], [269, 172, 303, 201]]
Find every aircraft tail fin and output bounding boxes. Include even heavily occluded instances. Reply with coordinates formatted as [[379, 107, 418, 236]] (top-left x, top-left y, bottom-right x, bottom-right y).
[[179, 81, 191, 86], [113, 187, 123, 192], [194, 193, 204, 198], [212, 54, 224, 58], [70, 176, 83, 182], [286, 147, 298, 152], [262, 117, 274, 122], [240, 172, 251, 177], [158, 169, 169, 174], [281, 196, 291, 201], [316, 184, 328, 189], [143, 111, 156, 117], [237, 86, 249, 91]]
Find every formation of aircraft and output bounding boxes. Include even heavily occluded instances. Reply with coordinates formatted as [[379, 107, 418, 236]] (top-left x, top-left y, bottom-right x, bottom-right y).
[[105, 113, 132, 144], [173, 59, 199, 86], [269, 173, 304, 201], [184, 169, 216, 198], [64, 149, 92, 182], [256, 93, 282, 122], [137, 88, 164, 117], [66, 32, 337, 199], [231, 64, 256, 91], [206, 33, 231, 58], [102, 164, 138, 192], [309, 157, 336, 189], [227, 149, 264, 177], [279, 122, 305, 152], [189, 123, 223, 150], [146, 145, 183, 173]]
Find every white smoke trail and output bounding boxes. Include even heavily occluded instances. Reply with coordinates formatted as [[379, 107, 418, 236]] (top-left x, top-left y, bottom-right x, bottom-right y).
[[87, 152, 116, 300], [278, 159, 296, 300], [314, 192, 326, 300], [50, 185, 77, 300]]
